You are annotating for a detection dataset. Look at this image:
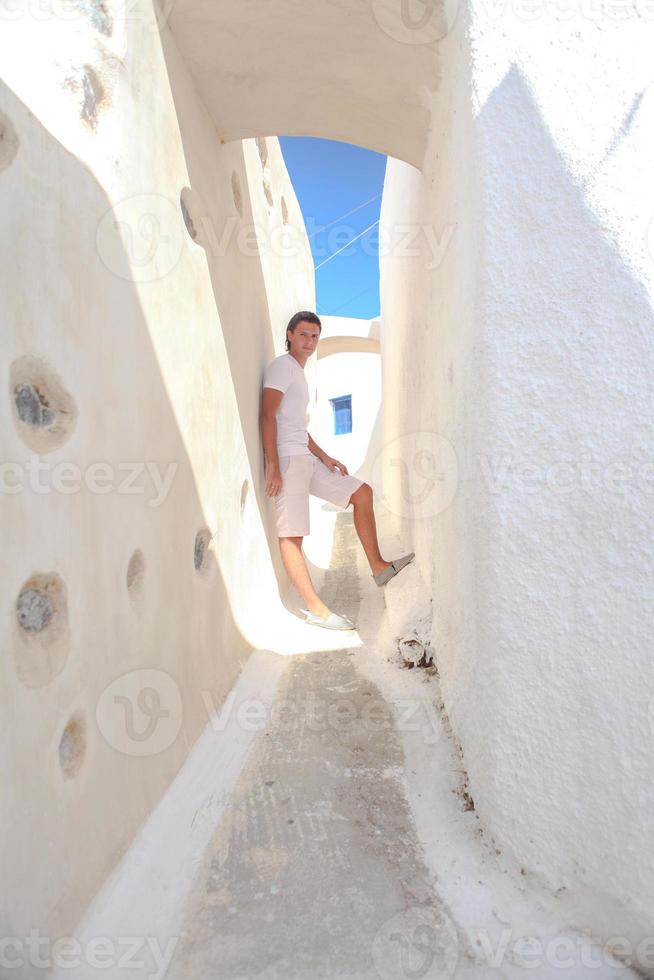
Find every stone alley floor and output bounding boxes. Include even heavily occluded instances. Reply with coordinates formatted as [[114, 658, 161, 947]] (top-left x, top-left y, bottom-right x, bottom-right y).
[[49, 510, 640, 980]]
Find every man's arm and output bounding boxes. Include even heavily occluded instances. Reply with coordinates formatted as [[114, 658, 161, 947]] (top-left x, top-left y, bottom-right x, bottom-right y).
[[307, 434, 328, 463], [308, 435, 349, 475], [261, 388, 283, 495]]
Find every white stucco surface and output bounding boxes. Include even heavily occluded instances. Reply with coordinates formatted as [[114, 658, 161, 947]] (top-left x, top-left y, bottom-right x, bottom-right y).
[[313, 316, 382, 477], [2, 0, 653, 972], [162, 0, 444, 166], [378, 0, 654, 964], [45, 505, 641, 980], [0, 0, 315, 954]]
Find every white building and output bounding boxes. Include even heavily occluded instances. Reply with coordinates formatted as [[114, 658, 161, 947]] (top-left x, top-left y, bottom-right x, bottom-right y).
[[1, 0, 653, 973]]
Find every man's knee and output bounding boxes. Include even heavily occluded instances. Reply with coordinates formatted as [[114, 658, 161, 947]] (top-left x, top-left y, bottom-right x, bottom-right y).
[[279, 535, 303, 545], [350, 482, 373, 506]]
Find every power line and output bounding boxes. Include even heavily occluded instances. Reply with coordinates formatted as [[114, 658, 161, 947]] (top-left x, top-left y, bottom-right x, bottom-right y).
[[307, 192, 382, 240], [314, 219, 380, 272]]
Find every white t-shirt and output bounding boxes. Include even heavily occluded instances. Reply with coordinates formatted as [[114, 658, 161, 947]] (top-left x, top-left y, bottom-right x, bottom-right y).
[[263, 353, 312, 457]]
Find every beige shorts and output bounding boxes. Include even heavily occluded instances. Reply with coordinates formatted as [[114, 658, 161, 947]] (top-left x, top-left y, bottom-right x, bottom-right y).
[[273, 454, 364, 537]]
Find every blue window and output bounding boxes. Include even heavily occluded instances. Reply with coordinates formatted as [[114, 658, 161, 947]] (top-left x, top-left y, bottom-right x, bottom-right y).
[[330, 395, 352, 435]]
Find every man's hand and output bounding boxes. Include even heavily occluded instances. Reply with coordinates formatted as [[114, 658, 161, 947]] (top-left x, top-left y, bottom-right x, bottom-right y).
[[265, 462, 282, 497], [322, 456, 349, 476]]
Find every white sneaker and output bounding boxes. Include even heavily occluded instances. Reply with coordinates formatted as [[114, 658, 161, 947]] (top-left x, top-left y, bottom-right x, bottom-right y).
[[372, 552, 415, 587], [302, 610, 356, 630]]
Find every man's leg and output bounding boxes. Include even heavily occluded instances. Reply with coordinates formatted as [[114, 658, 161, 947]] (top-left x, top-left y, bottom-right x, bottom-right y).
[[278, 536, 332, 618], [349, 483, 392, 577]]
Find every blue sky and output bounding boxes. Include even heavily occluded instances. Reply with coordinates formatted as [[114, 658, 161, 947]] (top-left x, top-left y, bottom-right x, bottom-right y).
[[279, 136, 387, 320]]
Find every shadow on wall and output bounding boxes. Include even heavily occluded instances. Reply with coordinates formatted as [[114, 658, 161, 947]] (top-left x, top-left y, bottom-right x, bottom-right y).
[[355, 401, 385, 500], [158, 31, 300, 600], [0, 80, 253, 955], [379, 60, 654, 950], [470, 64, 654, 945]]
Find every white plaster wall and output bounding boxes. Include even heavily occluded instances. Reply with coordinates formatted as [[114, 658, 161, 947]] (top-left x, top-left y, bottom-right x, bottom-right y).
[[3, 0, 653, 964], [164, 0, 444, 167], [0, 0, 312, 963], [245, 137, 315, 353], [314, 317, 381, 476], [378, 0, 654, 957], [314, 350, 382, 475]]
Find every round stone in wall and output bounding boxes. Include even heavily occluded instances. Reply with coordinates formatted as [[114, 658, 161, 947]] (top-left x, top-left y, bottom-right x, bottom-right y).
[[73, 0, 113, 36], [80, 65, 106, 130], [59, 712, 86, 779], [10, 354, 77, 453], [0, 112, 19, 172], [194, 527, 214, 577], [126, 548, 145, 609], [180, 186, 207, 248], [180, 189, 197, 241], [62, 54, 121, 132], [240, 479, 249, 513], [256, 136, 268, 168], [17, 588, 54, 631], [14, 572, 70, 688], [231, 171, 243, 217]]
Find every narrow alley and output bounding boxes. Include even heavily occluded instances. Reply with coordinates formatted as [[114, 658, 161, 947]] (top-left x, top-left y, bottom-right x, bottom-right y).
[[48, 508, 639, 980]]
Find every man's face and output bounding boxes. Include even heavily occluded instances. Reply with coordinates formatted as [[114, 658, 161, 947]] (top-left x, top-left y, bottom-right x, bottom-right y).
[[288, 321, 321, 358]]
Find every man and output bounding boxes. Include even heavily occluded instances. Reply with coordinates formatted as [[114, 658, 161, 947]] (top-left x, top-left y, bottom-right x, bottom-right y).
[[261, 310, 414, 631]]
